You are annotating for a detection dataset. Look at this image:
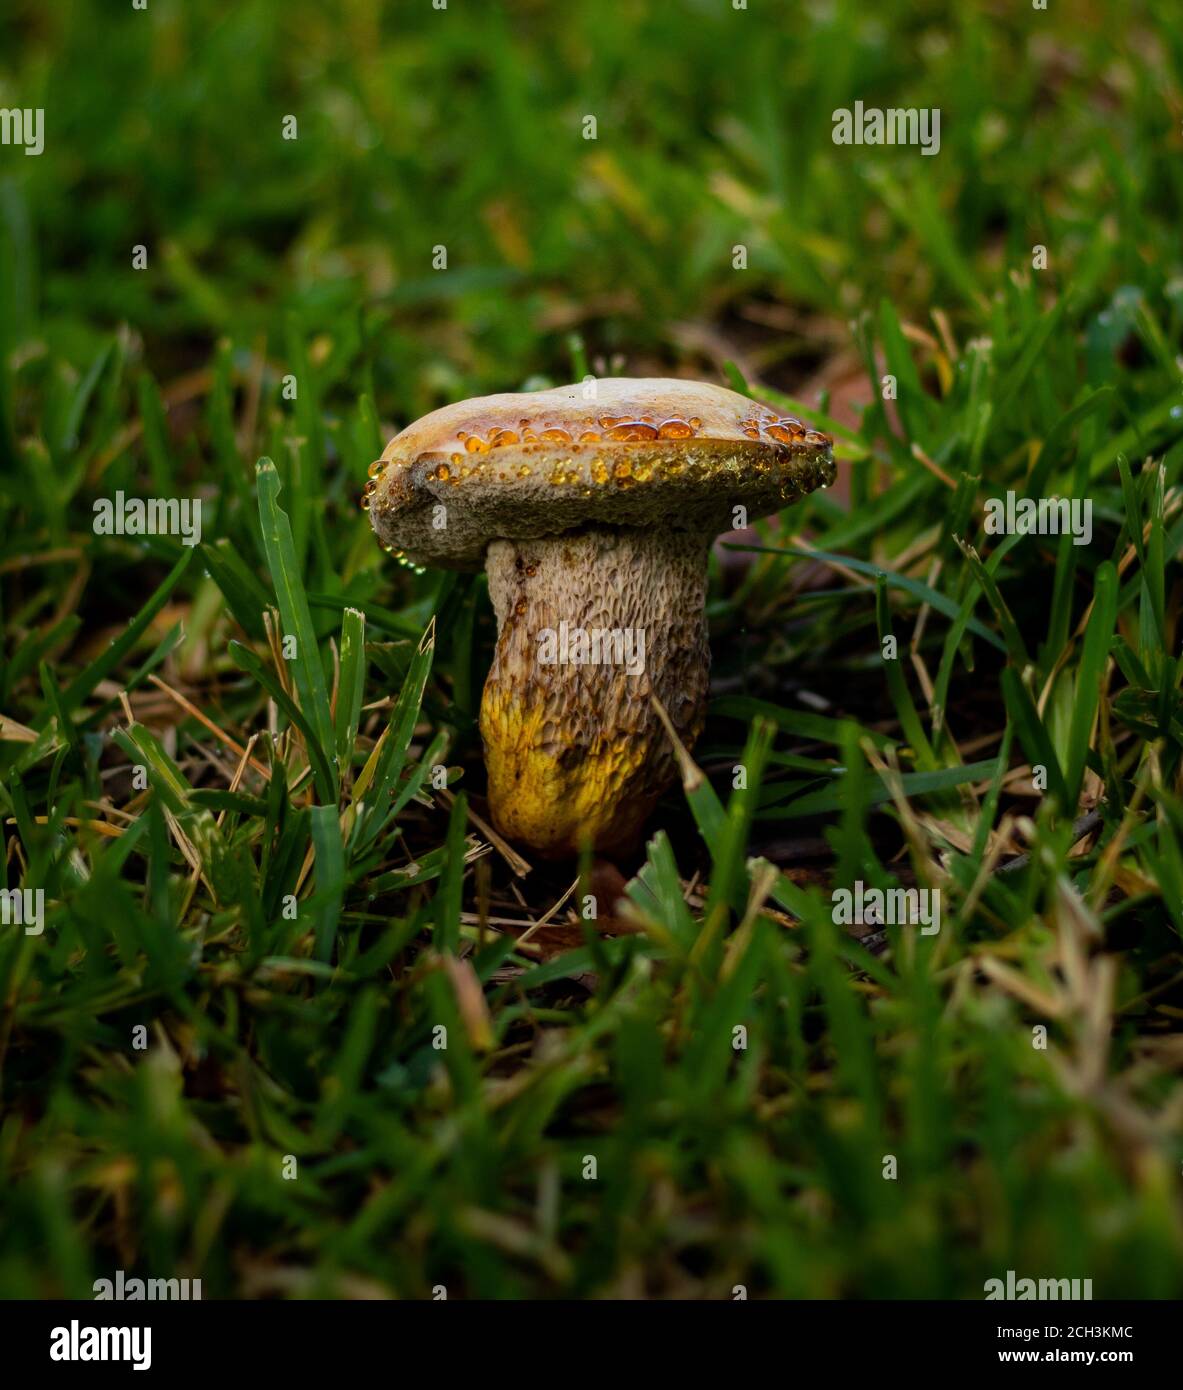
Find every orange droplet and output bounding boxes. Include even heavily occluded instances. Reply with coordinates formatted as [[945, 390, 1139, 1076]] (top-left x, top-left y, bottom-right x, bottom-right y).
[[579, 430, 601, 443], [539, 427, 573, 445], [657, 419, 693, 439], [765, 424, 796, 444], [465, 435, 489, 453], [367, 458, 387, 478], [437, 464, 451, 480], [689, 417, 702, 429], [606, 421, 658, 441]]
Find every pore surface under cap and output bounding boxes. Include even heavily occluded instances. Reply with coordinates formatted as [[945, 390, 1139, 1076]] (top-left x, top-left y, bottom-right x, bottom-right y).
[[366, 377, 835, 568]]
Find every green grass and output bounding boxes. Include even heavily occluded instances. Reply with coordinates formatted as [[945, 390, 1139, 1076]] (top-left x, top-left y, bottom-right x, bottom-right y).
[[2, 0, 1183, 1298]]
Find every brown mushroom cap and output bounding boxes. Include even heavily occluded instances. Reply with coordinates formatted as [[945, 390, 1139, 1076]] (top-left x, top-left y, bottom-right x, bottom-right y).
[[366, 378, 835, 568]]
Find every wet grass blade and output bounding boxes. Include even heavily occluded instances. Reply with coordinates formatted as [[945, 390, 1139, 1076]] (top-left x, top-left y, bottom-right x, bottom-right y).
[[335, 607, 366, 790], [354, 621, 435, 852], [875, 575, 937, 768], [434, 791, 467, 953], [955, 537, 1031, 670], [1065, 560, 1117, 808], [1000, 667, 1070, 810], [310, 804, 345, 963], [256, 457, 337, 801]]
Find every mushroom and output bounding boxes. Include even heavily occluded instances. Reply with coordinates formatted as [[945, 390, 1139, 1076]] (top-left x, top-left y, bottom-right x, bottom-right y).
[[365, 378, 834, 858]]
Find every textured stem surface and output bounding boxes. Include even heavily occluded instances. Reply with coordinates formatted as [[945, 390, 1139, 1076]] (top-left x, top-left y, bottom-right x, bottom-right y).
[[480, 526, 710, 857]]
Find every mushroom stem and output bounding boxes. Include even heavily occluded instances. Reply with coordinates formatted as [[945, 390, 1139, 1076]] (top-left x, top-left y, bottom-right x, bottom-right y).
[[480, 525, 711, 858]]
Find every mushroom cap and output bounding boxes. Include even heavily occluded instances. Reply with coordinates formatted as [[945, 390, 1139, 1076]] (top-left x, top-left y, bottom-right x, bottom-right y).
[[366, 377, 835, 569]]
